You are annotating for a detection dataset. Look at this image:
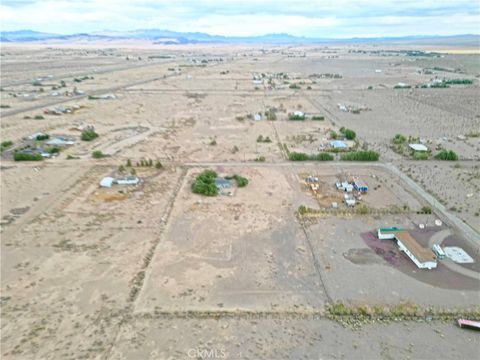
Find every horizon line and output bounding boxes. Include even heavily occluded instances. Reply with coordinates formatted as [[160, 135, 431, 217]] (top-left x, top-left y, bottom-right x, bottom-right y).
[[2, 28, 480, 41]]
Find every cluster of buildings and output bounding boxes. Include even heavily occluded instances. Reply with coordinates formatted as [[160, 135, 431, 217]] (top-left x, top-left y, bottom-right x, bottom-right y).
[[337, 103, 368, 114], [335, 178, 368, 207], [14, 133, 76, 158]]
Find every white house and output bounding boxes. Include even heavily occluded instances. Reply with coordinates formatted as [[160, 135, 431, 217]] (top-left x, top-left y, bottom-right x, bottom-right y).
[[378, 228, 437, 269]]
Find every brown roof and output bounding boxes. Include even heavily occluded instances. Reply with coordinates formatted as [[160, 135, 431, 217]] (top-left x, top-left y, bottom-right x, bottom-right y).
[[395, 232, 436, 263]]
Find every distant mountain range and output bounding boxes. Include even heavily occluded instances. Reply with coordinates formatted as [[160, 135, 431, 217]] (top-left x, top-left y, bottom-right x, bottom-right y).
[[1, 29, 479, 46]]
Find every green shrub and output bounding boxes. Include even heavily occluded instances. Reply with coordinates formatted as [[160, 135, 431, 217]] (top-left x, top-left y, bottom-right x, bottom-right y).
[[13, 152, 43, 161], [435, 150, 458, 161], [298, 205, 307, 215], [155, 161, 163, 169], [358, 205, 369, 214], [289, 152, 334, 161], [257, 135, 272, 143], [311, 153, 334, 161], [443, 79, 473, 85], [1, 140, 13, 152], [289, 83, 300, 89], [466, 131, 479, 138], [0, 104, 11, 108], [288, 113, 305, 121], [92, 150, 105, 159], [192, 170, 218, 196], [289, 152, 310, 161], [45, 146, 60, 154], [36, 134, 49, 141], [266, 110, 277, 121], [393, 134, 407, 144], [412, 151, 429, 160], [66, 154, 79, 160], [312, 116, 324, 121], [343, 129, 356, 140], [420, 206, 432, 214], [226, 174, 249, 187], [340, 151, 380, 161], [254, 156, 266, 162], [81, 129, 99, 141], [34, 115, 44, 120], [330, 131, 337, 139]]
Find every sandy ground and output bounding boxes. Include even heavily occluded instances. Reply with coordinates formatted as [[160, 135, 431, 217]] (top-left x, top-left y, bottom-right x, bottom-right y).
[[399, 161, 480, 233], [1, 44, 479, 359]]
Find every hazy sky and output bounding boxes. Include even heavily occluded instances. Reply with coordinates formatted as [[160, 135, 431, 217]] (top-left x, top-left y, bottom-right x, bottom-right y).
[[1, 0, 479, 38]]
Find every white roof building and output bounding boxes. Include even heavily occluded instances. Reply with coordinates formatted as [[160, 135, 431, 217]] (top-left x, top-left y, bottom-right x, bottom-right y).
[[116, 176, 139, 185], [409, 143, 428, 152], [100, 177, 114, 188], [46, 137, 75, 146]]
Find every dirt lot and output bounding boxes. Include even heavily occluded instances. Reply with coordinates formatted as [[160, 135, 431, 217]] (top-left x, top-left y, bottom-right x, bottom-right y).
[[1, 43, 479, 359], [399, 161, 480, 233], [136, 166, 325, 313]]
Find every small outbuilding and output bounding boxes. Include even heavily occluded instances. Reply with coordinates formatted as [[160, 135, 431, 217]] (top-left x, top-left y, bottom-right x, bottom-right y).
[[116, 176, 139, 185], [46, 137, 75, 146], [214, 177, 231, 190], [409, 143, 428, 152], [353, 181, 368, 192], [341, 181, 353, 192], [330, 140, 348, 149], [100, 177, 114, 188]]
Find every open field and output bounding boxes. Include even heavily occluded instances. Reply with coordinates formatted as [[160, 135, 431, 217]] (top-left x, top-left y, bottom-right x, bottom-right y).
[[1, 43, 479, 359]]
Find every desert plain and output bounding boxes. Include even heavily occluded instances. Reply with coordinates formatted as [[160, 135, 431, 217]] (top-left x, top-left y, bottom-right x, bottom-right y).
[[1, 42, 480, 359]]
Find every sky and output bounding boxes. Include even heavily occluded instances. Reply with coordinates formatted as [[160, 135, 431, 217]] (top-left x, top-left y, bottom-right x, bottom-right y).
[[1, 0, 479, 38]]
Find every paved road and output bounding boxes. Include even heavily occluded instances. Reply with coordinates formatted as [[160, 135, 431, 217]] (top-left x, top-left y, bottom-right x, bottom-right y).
[[1, 59, 175, 88], [1, 57, 235, 118], [1, 75, 167, 118]]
